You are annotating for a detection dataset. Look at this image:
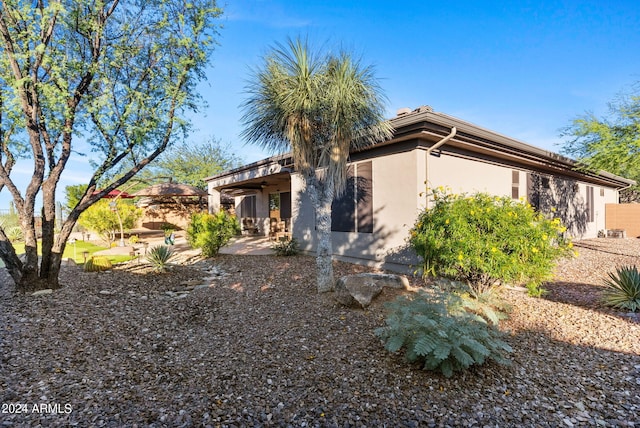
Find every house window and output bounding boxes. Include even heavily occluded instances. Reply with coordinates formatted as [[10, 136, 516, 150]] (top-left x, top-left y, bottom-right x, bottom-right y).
[[512, 170, 520, 199], [280, 192, 292, 219], [268, 192, 291, 219], [331, 161, 373, 233], [239, 195, 256, 218], [269, 193, 280, 218], [586, 186, 595, 223]]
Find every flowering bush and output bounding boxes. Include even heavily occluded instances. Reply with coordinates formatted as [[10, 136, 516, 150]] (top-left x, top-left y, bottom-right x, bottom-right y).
[[187, 211, 240, 257], [409, 189, 575, 295]]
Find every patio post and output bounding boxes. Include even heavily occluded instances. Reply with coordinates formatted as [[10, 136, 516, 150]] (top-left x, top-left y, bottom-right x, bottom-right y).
[[209, 188, 221, 213]]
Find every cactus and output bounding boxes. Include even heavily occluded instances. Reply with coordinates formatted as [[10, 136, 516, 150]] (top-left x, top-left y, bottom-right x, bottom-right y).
[[84, 256, 112, 272]]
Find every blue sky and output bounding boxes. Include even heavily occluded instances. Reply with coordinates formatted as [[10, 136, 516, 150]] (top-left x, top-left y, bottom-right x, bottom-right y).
[[2, 0, 640, 209]]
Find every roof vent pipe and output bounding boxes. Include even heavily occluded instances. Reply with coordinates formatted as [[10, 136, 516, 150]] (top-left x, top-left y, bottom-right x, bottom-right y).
[[425, 126, 457, 208]]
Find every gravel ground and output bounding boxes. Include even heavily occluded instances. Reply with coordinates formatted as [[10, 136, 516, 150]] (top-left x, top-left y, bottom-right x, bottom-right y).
[[1, 238, 639, 427]]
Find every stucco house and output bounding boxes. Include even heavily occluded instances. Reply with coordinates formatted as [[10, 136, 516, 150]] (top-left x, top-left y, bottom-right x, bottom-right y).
[[205, 106, 635, 270]]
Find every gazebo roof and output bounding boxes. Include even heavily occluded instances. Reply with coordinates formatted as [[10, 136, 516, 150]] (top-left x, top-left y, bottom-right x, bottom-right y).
[[132, 182, 207, 197]]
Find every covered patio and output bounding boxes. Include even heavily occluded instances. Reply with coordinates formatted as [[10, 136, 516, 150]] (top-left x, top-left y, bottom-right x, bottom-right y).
[[206, 155, 295, 239]]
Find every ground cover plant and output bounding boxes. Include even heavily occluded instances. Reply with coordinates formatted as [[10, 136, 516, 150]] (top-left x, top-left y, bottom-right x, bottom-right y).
[[375, 289, 513, 377], [83, 256, 113, 272], [410, 189, 575, 295], [272, 237, 300, 256]]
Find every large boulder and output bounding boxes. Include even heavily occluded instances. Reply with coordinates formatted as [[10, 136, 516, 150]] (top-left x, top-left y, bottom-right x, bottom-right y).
[[334, 273, 409, 308]]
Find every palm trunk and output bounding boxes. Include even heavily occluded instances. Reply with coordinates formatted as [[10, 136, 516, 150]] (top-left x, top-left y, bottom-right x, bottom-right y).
[[309, 177, 335, 293], [315, 201, 334, 292]]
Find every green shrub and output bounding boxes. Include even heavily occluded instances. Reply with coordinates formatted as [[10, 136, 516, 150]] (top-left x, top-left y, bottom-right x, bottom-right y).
[[272, 237, 300, 256], [375, 290, 512, 377], [147, 245, 174, 272], [410, 189, 575, 295], [187, 211, 240, 257], [602, 265, 640, 312], [84, 256, 112, 272]]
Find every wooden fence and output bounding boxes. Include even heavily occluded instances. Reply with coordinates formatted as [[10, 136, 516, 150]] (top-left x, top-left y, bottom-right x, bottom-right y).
[[605, 204, 640, 238]]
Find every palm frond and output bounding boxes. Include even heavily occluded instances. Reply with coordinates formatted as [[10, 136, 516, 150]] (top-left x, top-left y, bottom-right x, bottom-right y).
[[240, 36, 393, 195]]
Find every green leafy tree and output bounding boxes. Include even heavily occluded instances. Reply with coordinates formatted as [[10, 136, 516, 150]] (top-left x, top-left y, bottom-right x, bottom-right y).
[[241, 37, 393, 292], [78, 200, 142, 247], [150, 139, 243, 190], [64, 184, 89, 214], [560, 84, 640, 201], [0, 0, 222, 291]]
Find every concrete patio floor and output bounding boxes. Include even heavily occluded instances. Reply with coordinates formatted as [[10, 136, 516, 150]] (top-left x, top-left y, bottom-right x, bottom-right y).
[[218, 235, 275, 255]]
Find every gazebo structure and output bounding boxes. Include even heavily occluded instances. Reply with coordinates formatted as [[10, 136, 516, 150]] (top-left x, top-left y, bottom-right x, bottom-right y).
[[132, 182, 208, 230]]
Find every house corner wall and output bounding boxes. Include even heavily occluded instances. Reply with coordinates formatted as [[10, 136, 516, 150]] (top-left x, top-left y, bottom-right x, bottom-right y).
[[291, 173, 316, 251]]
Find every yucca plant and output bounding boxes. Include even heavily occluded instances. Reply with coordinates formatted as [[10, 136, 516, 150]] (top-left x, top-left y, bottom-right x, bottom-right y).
[[602, 265, 640, 312], [84, 256, 112, 272], [147, 245, 174, 272]]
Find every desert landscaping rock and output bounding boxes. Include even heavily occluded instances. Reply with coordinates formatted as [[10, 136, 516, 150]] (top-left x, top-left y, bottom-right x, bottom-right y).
[[334, 273, 409, 308], [1, 238, 639, 426]]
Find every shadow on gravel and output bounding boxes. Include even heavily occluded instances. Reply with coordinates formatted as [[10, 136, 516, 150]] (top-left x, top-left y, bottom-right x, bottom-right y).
[[542, 280, 640, 324], [1, 255, 640, 426]]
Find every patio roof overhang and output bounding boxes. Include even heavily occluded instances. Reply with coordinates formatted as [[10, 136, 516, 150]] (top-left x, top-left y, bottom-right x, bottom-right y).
[[205, 153, 293, 192], [218, 171, 292, 196]]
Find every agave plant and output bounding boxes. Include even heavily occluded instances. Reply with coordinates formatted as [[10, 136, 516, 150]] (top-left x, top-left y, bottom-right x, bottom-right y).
[[147, 245, 174, 272], [6, 226, 24, 242], [602, 265, 640, 312]]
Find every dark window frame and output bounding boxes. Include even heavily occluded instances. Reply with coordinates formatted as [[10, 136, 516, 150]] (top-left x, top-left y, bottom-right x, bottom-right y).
[[331, 161, 374, 233], [240, 195, 256, 218], [586, 185, 595, 223]]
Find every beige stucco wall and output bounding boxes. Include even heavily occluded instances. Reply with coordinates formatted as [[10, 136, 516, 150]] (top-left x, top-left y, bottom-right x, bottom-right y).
[[428, 152, 513, 198], [210, 144, 623, 269], [291, 147, 621, 269], [426, 151, 617, 239], [573, 182, 618, 238]]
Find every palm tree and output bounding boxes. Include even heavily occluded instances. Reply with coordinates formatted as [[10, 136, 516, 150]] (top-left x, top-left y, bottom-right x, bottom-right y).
[[241, 37, 393, 292]]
